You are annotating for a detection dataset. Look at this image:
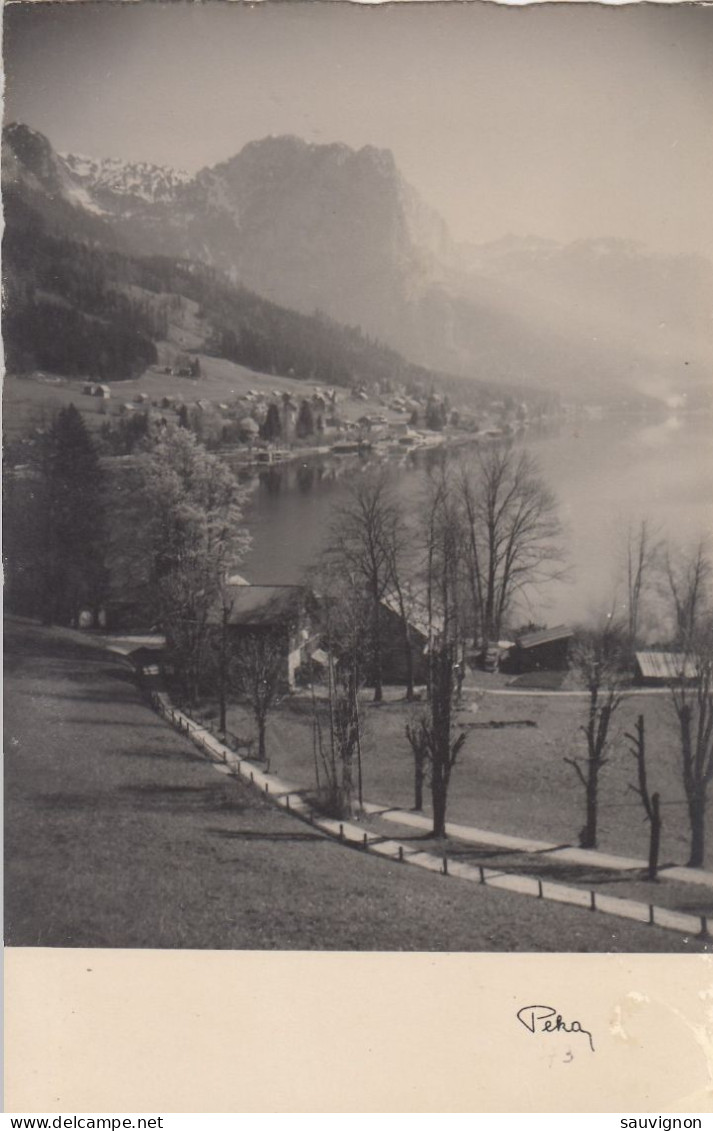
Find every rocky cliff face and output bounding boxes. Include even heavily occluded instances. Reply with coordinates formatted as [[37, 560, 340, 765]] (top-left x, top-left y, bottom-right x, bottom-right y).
[[191, 136, 451, 335]]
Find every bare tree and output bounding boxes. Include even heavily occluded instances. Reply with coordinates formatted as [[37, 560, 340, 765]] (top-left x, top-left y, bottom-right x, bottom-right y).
[[214, 588, 233, 735], [664, 538, 712, 649], [565, 619, 626, 849], [312, 567, 370, 816], [405, 712, 430, 811], [622, 518, 661, 659], [421, 469, 468, 837], [382, 543, 419, 701], [326, 468, 409, 702], [626, 714, 662, 881], [232, 630, 285, 769], [669, 622, 713, 868], [458, 444, 566, 649]]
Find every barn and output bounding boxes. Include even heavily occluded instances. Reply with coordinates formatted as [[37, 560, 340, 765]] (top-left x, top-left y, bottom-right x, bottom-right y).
[[220, 584, 316, 689], [378, 593, 432, 686], [634, 652, 698, 686], [507, 625, 573, 673]]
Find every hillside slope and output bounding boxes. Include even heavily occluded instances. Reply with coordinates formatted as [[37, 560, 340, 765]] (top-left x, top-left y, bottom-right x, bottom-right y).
[[1, 191, 463, 394]]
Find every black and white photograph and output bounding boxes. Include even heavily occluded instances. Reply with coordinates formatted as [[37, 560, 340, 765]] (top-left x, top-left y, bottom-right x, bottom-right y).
[[4, 0, 713, 957]]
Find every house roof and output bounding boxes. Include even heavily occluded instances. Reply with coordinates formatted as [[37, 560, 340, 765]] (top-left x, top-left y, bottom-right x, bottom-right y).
[[516, 625, 573, 649], [634, 652, 698, 681], [381, 590, 444, 639], [104, 635, 166, 657], [222, 584, 307, 627]]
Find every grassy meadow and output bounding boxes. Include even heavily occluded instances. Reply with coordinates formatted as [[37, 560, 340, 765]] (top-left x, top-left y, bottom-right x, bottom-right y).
[[222, 680, 708, 872], [5, 618, 704, 952]]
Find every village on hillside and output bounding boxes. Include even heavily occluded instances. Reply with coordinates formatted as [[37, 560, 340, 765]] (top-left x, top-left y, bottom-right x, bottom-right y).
[[4, 352, 551, 466]]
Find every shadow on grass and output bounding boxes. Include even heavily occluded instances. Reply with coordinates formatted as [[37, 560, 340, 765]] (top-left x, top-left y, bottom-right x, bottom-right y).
[[19, 688, 138, 706], [117, 745, 205, 763], [53, 664, 135, 686], [207, 828, 327, 843], [35, 790, 115, 811], [120, 783, 254, 812], [61, 717, 166, 729], [672, 898, 713, 914], [34, 782, 254, 816], [444, 846, 653, 886]]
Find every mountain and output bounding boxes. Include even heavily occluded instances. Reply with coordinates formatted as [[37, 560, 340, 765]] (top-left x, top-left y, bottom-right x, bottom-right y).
[[2, 122, 118, 244], [61, 151, 191, 206], [189, 136, 452, 339], [4, 122, 711, 405], [2, 128, 487, 397]]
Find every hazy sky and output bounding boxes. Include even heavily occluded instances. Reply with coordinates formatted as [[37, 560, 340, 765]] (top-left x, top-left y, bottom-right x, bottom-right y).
[[4, 1, 713, 256]]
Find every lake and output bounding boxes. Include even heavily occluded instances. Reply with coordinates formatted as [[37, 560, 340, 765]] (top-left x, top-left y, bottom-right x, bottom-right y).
[[237, 413, 713, 632]]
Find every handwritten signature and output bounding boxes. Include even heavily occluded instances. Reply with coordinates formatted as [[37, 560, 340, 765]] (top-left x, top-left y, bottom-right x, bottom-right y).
[[517, 1004, 595, 1052]]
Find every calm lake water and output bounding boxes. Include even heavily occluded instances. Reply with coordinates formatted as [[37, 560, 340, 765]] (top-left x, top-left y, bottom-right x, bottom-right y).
[[237, 413, 713, 630]]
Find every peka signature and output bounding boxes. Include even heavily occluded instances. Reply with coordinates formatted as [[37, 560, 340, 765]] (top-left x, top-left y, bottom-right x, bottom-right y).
[[516, 1004, 595, 1052]]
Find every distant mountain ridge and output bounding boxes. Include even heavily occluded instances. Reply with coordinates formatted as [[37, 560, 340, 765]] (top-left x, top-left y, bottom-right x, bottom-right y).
[[4, 121, 711, 405], [3, 127, 501, 400], [61, 151, 191, 206]]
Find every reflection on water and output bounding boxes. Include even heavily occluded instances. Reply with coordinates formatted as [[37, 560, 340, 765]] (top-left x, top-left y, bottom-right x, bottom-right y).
[[236, 415, 712, 625]]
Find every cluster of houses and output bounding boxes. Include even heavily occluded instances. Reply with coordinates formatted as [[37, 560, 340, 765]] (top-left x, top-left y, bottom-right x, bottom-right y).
[[75, 359, 549, 459], [109, 385, 343, 449], [122, 580, 696, 696], [231, 386, 338, 443]]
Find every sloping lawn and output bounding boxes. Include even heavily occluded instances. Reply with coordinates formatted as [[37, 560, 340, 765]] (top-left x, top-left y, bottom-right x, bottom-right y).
[[4, 618, 705, 952]]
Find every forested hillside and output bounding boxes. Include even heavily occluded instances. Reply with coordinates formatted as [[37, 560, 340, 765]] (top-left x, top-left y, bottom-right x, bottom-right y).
[[2, 192, 463, 393]]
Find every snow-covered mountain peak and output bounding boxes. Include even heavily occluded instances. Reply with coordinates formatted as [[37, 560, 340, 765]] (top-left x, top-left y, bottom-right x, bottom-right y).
[[60, 151, 191, 203]]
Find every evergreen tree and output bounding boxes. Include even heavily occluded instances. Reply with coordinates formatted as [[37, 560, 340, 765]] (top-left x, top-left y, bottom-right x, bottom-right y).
[[261, 403, 282, 442], [425, 396, 445, 431], [21, 404, 109, 626], [296, 399, 315, 439]]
